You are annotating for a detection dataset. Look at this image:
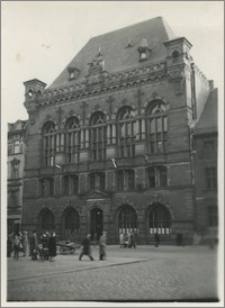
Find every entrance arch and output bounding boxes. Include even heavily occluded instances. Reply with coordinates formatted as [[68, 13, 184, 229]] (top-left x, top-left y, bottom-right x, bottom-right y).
[[38, 208, 55, 234], [118, 205, 138, 235], [149, 204, 171, 235], [90, 208, 103, 240]]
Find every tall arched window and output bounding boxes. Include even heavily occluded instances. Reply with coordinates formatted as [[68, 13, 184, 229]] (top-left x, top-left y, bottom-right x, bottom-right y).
[[149, 204, 171, 234], [89, 112, 106, 161], [63, 208, 80, 236], [146, 100, 168, 154], [43, 122, 56, 167], [117, 106, 135, 158], [39, 209, 55, 233], [65, 117, 80, 164], [118, 205, 138, 234]]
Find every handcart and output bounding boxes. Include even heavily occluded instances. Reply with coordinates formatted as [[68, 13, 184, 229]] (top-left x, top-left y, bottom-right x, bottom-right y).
[[56, 240, 80, 254]]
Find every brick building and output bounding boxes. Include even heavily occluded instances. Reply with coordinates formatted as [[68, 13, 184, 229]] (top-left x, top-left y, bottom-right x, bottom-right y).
[[21, 17, 215, 244], [7, 120, 27, 234], [192, 87, 218, 238]]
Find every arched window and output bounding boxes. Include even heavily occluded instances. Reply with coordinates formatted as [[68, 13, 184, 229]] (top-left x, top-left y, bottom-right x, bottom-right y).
[[118, 205, 138, 234], [39, 209, 55, 233], [63, 208, 80, 235], [146, 100, 168, 154], [89, 112, 106, 161], [43, 122, 56, 167], [117, 106, 135, 158], [149, 204, 171, 234], [65, 117, 80, 164]]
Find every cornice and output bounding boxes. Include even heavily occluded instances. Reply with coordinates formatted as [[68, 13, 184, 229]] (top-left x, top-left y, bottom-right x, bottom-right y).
[[34, 61, 169, 109]]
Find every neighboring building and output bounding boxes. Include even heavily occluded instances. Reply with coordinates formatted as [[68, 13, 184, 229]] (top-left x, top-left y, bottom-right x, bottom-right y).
[[21, 17, 215, 244], [7, 120, 27, 235], [192, 87, 218, 238]]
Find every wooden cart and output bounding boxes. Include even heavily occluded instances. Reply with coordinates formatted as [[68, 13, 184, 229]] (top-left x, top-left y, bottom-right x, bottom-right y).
[[56, 240, 80, 254]]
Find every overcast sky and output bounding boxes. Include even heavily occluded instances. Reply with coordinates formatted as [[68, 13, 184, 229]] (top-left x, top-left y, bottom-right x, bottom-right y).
[[2, 1, 224, 125]]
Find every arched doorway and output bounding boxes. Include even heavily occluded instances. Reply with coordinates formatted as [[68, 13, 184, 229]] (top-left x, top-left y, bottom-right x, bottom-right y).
[[90, 208, 103, 240], [38, 208, 55, 235], [149, 204, 171, 235], [62, 207, 80, 240], [118, 205, 138, 235]]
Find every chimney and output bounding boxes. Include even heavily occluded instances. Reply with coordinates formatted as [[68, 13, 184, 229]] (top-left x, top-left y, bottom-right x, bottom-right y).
[[208, 80, 214, 91]]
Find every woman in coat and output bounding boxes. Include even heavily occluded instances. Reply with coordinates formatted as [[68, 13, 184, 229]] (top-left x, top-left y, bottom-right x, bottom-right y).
[[21, 231, 29, 257], [48, 232, 57, 262]]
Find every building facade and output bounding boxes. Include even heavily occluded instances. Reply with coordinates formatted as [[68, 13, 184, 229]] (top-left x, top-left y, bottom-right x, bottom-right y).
[[21, 17, 215, 244], [192, 87, 218, 238], [7, 120, 27, 234]]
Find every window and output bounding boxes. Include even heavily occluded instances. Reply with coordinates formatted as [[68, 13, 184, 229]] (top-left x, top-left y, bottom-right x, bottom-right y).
[[117, 169, 135, 191], [208, 206, 218, 227], [90, 112, 106, 161], [11, 160, 20, 179], [14, 140, 20, 154], [64, 208, 80, 235], [205, 167, 217, 190], [43, 122, 56, 167], [39, 209, 55, 232], [117, 107, 135, 158], [89, 172, 105, 191], [8, 190, 19, 208], [146, 100, 168, 154], [63, 176, 70, 196], [146, 166, 167, 188], [65, 117, 80, 164], [118, 205, 138, 235], [40, 178, 54, 197], [62, 174, 79, 195], [204, 141, 215, 157], [149, 204, 171, 234]]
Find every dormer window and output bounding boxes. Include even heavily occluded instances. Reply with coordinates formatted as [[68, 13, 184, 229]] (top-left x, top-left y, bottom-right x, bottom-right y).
[[68, 66, 80, 81], [137, 38, 151, 62]]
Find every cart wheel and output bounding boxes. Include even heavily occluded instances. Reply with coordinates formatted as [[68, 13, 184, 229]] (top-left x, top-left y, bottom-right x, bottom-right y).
[[70, 248, 75, 254]]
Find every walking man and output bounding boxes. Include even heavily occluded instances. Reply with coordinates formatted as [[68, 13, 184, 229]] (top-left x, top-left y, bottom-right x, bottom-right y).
[[99, 231, 107, 260], [79, 234, 94, 261]]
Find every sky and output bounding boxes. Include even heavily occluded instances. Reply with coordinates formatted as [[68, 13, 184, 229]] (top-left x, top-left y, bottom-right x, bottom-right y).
[[2, 1, 224, 125]]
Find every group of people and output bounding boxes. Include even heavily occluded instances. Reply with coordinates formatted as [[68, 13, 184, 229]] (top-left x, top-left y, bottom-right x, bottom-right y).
[[79, 231, 107, 261], [119, 232, 136, 248], [7, 230, 57, 262]]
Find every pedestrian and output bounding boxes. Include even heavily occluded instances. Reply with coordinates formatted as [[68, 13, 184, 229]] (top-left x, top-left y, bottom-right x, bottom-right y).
[[119, 232, 125, 248], [48, 231, 57, 262], [21, 231, 29, 257], [124, 233, 128, 247], [7, 235, 12, 257], [79, 234, 94, 261], [29, 230, 38, 260], [154, 232, 160, 247], [129, 232, 136, 248], [99, 231, 107, 260], [176, 233, 183, 246], [12, 234, 20, 260]]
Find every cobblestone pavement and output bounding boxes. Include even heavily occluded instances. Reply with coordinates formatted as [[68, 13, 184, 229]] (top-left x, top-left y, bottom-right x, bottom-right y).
[[7, 245, 218, 302]]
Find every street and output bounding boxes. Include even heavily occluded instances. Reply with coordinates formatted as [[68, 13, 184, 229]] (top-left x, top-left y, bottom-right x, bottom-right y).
[[7, 245, 218, 302]]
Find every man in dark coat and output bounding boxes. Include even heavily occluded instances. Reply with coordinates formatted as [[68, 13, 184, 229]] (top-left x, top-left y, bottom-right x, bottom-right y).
[[79, 234, 94, 261], [29, 230, 38, 260], [154, 232, 160, 247]]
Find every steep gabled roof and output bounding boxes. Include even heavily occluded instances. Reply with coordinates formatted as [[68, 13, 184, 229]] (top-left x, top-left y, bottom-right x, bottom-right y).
[[49, 16, 175, 89], [193, 88, 218, 135]]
